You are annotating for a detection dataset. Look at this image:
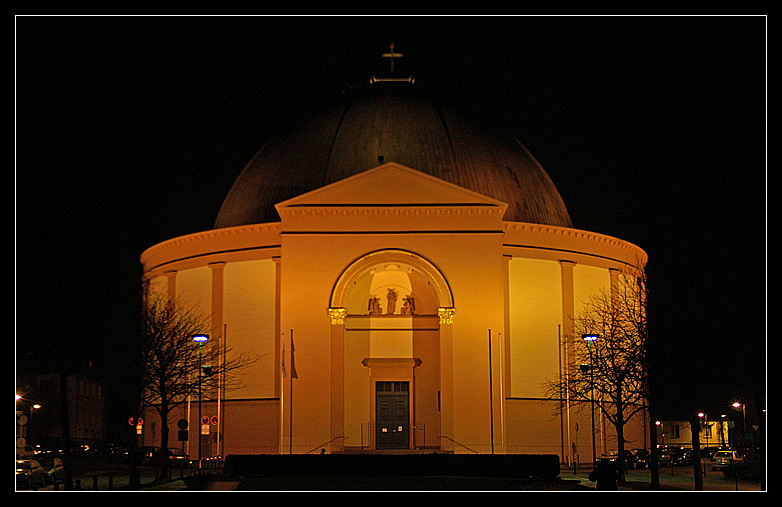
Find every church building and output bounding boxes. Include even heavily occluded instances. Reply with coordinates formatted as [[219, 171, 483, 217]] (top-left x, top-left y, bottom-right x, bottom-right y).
[[140, 50, 648, 463]]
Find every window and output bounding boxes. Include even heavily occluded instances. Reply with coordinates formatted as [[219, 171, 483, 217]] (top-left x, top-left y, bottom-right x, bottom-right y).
[[376, 381, 408, 392]]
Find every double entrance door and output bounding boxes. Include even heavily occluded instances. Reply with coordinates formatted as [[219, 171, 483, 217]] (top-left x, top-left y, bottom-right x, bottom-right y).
[[375, 381, 410, 450]]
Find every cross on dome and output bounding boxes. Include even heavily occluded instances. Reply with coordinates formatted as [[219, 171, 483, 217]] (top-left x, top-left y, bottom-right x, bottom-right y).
[[381, 43, 403, 73]]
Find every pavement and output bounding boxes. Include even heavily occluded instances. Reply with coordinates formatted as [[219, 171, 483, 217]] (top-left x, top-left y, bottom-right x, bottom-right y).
[[559, 464, 764, 492], [19, 462, 764, 492]]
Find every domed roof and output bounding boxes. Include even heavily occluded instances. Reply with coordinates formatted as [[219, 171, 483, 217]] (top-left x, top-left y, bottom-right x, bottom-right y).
[[214, 85, 572, 229]]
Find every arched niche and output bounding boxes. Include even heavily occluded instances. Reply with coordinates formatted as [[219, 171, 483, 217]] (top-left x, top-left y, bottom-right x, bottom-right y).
[[329, 249, 454, 318]]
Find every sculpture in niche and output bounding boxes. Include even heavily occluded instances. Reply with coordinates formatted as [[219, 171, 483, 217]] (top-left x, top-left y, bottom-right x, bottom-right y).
[[367, 296, 382, 315], [386, 288, 398, 314], [400, 295, 416, 315]]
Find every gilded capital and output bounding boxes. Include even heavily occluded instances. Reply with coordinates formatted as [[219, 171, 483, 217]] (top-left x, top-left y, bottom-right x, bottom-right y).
[[328, 307, 348, 325], [437, 307, 456, 325]]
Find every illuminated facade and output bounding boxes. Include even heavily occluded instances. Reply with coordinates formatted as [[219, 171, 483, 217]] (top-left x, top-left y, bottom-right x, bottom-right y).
[[140, 84, 647, 462]]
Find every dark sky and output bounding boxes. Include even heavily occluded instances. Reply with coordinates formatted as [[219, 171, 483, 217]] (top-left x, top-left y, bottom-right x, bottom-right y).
[[16, 16, 766, 422]]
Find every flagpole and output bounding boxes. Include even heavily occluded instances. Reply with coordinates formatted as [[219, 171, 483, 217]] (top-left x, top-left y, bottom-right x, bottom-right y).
[[489, 329, 494, 454], [289, 329, 294, 454], [281, 332, 285, 455]]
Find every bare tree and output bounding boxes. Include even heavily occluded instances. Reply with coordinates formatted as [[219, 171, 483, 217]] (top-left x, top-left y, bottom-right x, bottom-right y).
[[139, 285, 258, 479], [545, 263, 649, 480]]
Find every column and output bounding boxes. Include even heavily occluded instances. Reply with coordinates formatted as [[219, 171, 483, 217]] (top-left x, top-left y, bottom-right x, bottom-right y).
[[328, 308, 347, 452], [438, 307, 455, 452]]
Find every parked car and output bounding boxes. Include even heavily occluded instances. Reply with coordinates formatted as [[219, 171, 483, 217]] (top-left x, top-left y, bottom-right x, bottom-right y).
[[16, 459, 46, 489], [16, 445, 36, 458], [658, 446, 684, 467], [140, 446, 192, 467], [631, 449, 651, 469], [619, 450, 637, 469], [712, 450, 743, 471], [601, 450, 637, 469], [45, 457, 64, 484], [675, 448, 696, 466], [139, 446, 159, 466], [168, 448, 192, 468]]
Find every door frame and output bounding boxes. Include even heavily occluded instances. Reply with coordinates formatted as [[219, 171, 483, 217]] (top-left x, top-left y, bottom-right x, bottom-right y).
[[375, 381, 410, 450], [362, 357, 421, 450]]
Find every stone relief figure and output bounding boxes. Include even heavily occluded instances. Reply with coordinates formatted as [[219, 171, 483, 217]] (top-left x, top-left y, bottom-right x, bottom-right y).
[[386, 288, 398, 314], [367, 296, 382, 315], [400, 295, 416, 315]]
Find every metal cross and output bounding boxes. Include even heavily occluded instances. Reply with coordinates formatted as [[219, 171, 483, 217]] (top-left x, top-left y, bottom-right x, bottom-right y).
[[381, 43, 403, 73]]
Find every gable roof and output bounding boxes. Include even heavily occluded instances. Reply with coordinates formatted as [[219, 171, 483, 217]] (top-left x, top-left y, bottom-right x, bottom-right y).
[[275, 162, 508, 211]]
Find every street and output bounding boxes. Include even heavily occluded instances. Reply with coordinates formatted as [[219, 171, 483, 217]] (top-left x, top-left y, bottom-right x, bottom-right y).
[[560, 464, 763, 491], [18, 457, 764, 492]]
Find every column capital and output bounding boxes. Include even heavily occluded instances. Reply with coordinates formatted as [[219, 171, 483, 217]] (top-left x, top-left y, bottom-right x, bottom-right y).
[[437, 307, 456, 325], [327, 307, 347, 325]]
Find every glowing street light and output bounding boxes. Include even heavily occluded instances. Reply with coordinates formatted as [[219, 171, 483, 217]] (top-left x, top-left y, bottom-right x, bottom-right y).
[[732, 402, 746, 429], [732, 401, 747, 453], [582, 333, 599, 465]]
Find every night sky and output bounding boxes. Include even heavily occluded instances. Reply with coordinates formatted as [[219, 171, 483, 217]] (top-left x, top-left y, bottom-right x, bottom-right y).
[[16, 16, 766, 428]]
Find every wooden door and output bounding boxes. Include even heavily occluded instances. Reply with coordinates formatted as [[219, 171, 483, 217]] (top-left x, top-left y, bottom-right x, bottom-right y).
[[375, 381, 409, 450]]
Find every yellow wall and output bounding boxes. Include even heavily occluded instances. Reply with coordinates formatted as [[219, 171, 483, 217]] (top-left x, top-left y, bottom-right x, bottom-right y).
[[223, 259, 277, 400], [176, 266, 212, 319], [344, 323, 371, 448], [507, 257, 563, 399], [573, 264, 610, 317]]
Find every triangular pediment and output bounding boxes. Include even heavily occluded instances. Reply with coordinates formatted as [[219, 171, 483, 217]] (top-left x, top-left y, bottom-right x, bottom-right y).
[[275, 162, 508, 211]]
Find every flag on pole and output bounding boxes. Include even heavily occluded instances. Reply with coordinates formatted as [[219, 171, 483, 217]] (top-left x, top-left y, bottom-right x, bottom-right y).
[[282, 338, 287, 379], [290, 335, 298, 379], [282, 333, 298, 379]]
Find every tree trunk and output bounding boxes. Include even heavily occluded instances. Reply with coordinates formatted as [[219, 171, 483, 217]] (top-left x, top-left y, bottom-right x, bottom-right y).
[[649, 412, 660, 489], [159, 398, 171, 480], [59, 371, 74, 490], [615, 403, 626, 481], [689, 415, 703, 490]]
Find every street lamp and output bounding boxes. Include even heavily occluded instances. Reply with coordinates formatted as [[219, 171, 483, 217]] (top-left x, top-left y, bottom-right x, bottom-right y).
[[583, 334, 599, 465], [732, 401, 747, 455], [192, 334, 209, 469], [699, 412, 711, 455], [656, 420, 664, 446]]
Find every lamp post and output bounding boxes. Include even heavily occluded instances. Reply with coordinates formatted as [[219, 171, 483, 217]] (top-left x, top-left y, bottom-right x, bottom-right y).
[[192, 334, 209, 470], [656, 420, 664, 446], [698, 412, 710, 448], [583, 334, 599, 465], [732, 402, 746, 432], [732, 402, 748, 456]]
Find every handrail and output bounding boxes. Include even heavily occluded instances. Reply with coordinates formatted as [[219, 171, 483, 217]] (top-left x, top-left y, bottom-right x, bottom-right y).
[[306, 436, 348, 454], [437, 435, 480, 454]]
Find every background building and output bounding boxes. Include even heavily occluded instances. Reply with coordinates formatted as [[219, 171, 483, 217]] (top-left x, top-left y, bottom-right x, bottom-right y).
[[140, 70, 647, 461], [17, 369, 106, 451]]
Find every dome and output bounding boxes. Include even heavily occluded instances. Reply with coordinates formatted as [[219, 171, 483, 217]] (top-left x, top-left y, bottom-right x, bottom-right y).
[[214, 85, 572, 229]]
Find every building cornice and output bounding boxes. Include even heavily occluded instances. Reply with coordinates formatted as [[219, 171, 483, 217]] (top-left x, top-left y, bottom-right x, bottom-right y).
[[502, 222, 647, 268], [140, 222, 281, 274], [140, 220, 647, 278]]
